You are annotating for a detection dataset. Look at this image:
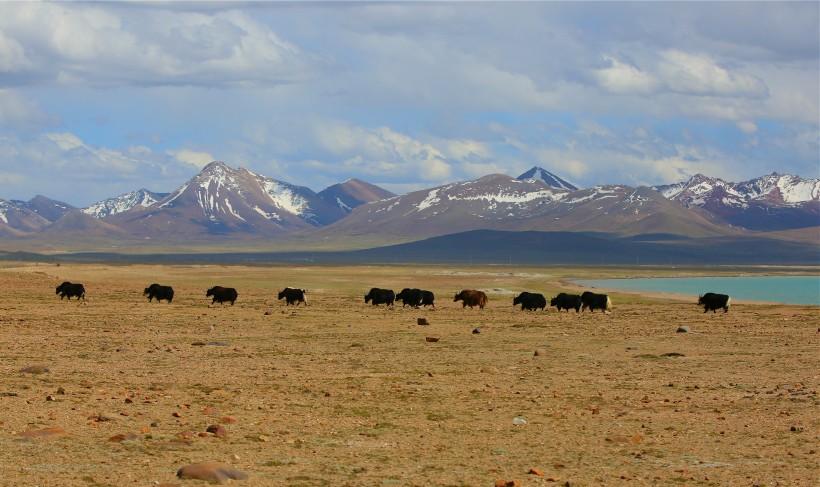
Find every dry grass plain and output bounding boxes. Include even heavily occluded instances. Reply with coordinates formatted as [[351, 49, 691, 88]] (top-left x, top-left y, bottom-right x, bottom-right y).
[[0, 263, 817, 487]]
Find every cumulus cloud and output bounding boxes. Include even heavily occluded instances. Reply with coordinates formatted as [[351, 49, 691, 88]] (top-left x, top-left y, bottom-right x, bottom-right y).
[[657, 50, 768, 98], [594, 56, 659, 95], [166, 149, 216, 170], [0, 3, 325, 87], [313, 121, 452, 181], [594, 50, 769, 100]]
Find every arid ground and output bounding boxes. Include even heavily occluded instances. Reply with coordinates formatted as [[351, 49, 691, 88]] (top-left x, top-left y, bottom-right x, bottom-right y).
[[0, 263, 817, 486]]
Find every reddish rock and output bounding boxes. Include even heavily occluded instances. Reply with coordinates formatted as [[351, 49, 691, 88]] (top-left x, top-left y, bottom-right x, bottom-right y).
[[206, 424, 228, 437], [534, 349, 547, 356], [19, 427, 67, 438], [529, 468, 545, 476], [418, 318, 430, 326], [176, 462, 248, 483], [109, 433, 140, 443], [203, 406, 217, 415], [220, 416, 238, 424], [425, 335, 440, 342]]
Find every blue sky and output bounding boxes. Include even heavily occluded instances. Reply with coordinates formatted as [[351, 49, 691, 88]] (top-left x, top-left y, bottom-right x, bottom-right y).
[[0, 1, 817, 206]]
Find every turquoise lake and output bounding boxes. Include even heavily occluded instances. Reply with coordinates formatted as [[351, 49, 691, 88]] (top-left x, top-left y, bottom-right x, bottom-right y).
[[573, 276, 820, 305]]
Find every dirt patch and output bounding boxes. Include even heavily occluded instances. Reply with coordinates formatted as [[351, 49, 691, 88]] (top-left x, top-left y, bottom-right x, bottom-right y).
[[0, 264, 817, 486]]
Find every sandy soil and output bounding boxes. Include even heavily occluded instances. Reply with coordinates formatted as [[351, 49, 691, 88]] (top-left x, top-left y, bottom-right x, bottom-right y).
[[0, 263, 817, 486]]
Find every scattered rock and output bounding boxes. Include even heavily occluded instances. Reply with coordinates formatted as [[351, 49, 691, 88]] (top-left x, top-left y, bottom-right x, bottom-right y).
[[513, 417, 527, 425], [425, 336, 440, 342], [529, 468, 545, 476], [19, 365, 50, 374], [0, 392, 19, 397], [220, 416, 238, 424], [206, 424, 228, 437], [18, 427, 67, 438], [56, 387, 65, 395], [495, 480, 522, 487], [676, 326, 692, 333], [534, 349, 547, 356], [207, 341, 230, 347], [203, 406, 217, 415], [45, 395, 55, 402], [472, 328, 481, 334], [176, 462, 248, 483], [417, 318, 430, 326], [108, 432, 140, 443], [264, 310, 273, 316]]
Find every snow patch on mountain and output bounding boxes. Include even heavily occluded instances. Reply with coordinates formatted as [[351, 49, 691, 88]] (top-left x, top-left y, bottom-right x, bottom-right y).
[[83, 189, 167, 218]]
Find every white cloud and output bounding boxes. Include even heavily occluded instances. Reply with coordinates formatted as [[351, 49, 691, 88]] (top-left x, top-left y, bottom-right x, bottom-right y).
[[314, 121, 452, 181], [594, 56, 659, 95], [737, 121, 758, 134], [166, 149, 215, 169], [657, 50, 768, 98], [0, 3, 324, 87]]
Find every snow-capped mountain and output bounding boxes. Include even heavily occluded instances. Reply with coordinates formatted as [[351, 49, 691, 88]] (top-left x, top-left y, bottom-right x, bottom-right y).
[[318, 178, 396, 213], [10, 195, 75, 222], [654, 173, 820, 231], [0, 199, 52, 235], [317, 173, 732, 239], [107, 161, 348, 238], [517, 166, 578, 190], [83, 189, 169, 219]]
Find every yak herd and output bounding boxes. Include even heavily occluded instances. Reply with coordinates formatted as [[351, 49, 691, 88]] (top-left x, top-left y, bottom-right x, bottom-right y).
[[54, 280, 732, 314]]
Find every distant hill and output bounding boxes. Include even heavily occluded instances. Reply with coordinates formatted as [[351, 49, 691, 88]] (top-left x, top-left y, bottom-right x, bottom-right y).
[[4, 230, 816, 266], [316, 174, 736, 241], [318, 178, 395, 213]]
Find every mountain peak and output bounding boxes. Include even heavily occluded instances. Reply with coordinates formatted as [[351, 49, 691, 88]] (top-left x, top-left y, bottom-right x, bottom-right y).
[[202, 161, 230, 172], [517, 167, 578, 190]]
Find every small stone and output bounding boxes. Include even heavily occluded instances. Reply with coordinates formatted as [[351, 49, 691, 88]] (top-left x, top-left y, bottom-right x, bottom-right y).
[[529, 468, 545, 476], [46, 395, 55, 402], [20, 365, 50, 374], [425, 336, 440, 342], [534, 349, 547, 356], [176, 462, 248, 483], [676, 326, 692, 333], [472, 328, 481, 334], [124, 398, 133, 404], [172, 412, 182, 418], [56, 387, 65, 395], [418, 318, 430, 326], [206, 424, 228, 437], [108, 433, 139, 443], [203, 406, 217, 415], [220, 416, 238, 424]]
